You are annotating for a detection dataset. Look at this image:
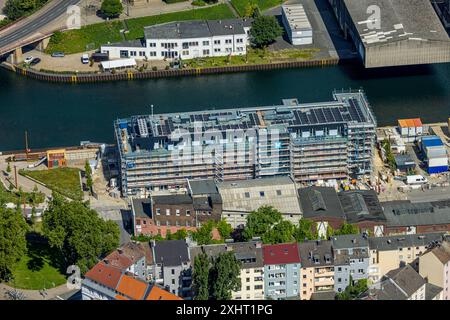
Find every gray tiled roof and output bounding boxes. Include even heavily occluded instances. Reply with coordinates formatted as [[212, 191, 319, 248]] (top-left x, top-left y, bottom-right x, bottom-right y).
[[188, 179, 219, 195], [425, 283, 443, 300], [382, 199, 450, 227], [143, 19, 250, 40], [154, 240, 190, 266], [299, 186, 345, 220], [385, 264, 426, 296], [132, 198, 152, 219], [103, 39, 145, 48], [331, 233, 369, 250], [338, 190, 386, 223], [152, 194, 192, 205], [297, 240, 333, 268], [368, 232, 445, 251], [189, 242, 263, 269]]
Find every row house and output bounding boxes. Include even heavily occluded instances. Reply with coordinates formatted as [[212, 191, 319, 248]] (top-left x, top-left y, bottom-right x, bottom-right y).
[[297, 240, 334, 300], [367, 232, 445, 283], [419, 240, 450, 300], [189, 241, 265, 300], [262, 243, 301, 299]]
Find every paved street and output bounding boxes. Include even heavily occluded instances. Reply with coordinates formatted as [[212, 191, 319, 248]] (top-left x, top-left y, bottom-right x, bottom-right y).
[[0, 0, 81, 55], [0, 283, 75, 300]]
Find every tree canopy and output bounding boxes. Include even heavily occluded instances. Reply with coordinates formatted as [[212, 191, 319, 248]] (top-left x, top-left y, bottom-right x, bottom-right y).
[[334, 223, 359, 236], [3, 0, 47, 21], [100, 0, 123, 19], [293, 218, 316, 242], [336, 278, 368, 300], [42, 193, 120, 274], [0, 206, 28, 281], [250, 15, 283, 48], [192, 251, 241, 300], [242, 206, 283, 241]]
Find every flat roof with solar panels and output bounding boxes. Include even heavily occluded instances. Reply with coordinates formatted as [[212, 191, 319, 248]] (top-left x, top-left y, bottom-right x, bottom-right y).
[[115, 91, 376, 157], [281, 4, 313, 45]]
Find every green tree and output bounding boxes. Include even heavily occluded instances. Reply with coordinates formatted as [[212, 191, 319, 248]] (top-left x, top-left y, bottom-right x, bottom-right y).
[[263, 220, 295, 244], [216, 219, 232, 239], [293, 218, 315, 242], [172, 228, 188, 240], [192, 220, 216, 245], [209, 252, 241, 300], [0, 205, 28, 281], [100, 0, 123, 19], [6, 161, 11, 174], [244, 3, 261, 18], [334, 223, 359, 236], [242, 206, 283, 241], [84, 161, 93, 193], [250, 15, 283, 48], [42, 193, 120, 273], [192, 252, 210, 300], [30, 206, 37, 226], [336, 278, 368, 300]]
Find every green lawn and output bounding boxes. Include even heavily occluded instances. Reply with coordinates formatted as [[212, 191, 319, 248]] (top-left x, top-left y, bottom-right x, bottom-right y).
[[0, 180, 46, 205], [45, 21, 124, 55], [9, 234, 66, 290], [185, 48, 320, 68], [20, 168, 82, 200], [46, 4, 234, 54], [230, 0, 284, 16], [125, 4, 235, 39]]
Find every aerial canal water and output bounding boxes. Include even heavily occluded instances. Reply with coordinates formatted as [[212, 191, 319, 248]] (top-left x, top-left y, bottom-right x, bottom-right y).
[[0, 62, 449, 151]]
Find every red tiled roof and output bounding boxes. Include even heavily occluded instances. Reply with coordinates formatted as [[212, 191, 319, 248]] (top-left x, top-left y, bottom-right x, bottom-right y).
[[263, 243, 301, 265], [84, 262, 123, 290], [115, 294, 130, 300], [398, 118, 422, 128], [146, 286, 182, 300], [116, 275, 148, 300]]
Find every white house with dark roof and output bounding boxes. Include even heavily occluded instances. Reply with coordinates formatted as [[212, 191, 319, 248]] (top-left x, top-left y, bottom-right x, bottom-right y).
[[101, 19, 252, 61]]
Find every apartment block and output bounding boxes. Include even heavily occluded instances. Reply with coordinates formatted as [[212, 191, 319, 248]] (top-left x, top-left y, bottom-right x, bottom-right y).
[[297, 240, 334, 300], [115, 91, 376, 197], [263, 243, 301, 299], [367, 233, 445, 283], [419, 241, 450, 300], [331, 234, 370, 293], [189, 241, 265, 300]]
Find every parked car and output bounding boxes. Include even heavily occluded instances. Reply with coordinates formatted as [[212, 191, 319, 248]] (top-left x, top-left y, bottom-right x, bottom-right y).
[[29, 58, 41, 66], [51, 52, 65, 57], [24, 56, 34, 64], [81, 54, 89, 64]]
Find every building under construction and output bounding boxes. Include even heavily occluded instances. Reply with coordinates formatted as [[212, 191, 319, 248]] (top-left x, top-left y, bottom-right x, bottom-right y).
[[328, 0, 450, 68], [115, 90, 377, 197]]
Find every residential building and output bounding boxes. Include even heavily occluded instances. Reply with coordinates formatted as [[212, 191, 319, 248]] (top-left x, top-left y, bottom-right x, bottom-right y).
[[281, 4, 313, 45], [367, 232, 445, 283], [130, 179, 222, 236], [115, 91, 377, 197], [263, 243, 301, 299], [298, 186, 345, 237], [152, 240, 192, 298], [82, 263, 181, 300], [189, 241, 265, 300], [381, 200, 450, 236], [419, 241, 450, 300], [101, 19, 251, 61], [297, 240, 334, 300], [328, 0, 450, 68], [81, 242, 154, 300], [361, 265, 428, 300], [218, 176, 302, 228], [331, 234, 370, 293]]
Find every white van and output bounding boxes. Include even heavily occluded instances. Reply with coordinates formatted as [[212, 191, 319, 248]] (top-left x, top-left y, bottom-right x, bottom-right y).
[[81, 54, 89, 64], [406, 175, 428, 185]]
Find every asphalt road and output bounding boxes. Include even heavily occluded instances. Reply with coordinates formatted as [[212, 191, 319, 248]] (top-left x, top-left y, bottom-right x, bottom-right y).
[[0, 0, 80, 53]]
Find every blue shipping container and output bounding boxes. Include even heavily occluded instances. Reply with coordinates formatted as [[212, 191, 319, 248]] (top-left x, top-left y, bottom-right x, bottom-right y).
[[119, 121, 128, 129], [427, 166, 448, 174]]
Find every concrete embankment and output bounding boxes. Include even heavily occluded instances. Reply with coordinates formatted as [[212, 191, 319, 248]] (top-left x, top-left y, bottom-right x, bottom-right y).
[[1, 58, 341, 84]]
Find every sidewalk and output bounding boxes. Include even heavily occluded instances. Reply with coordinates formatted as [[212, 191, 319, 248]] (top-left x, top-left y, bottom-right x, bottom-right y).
[[0, 282, 74, 300]]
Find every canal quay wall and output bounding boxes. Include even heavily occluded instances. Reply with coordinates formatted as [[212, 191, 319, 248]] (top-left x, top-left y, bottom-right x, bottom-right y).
[[0, 58, 340, 84]]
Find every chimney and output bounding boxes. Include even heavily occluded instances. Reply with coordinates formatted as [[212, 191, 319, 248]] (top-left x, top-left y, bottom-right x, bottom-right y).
[[118, 249, 124, 254]]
